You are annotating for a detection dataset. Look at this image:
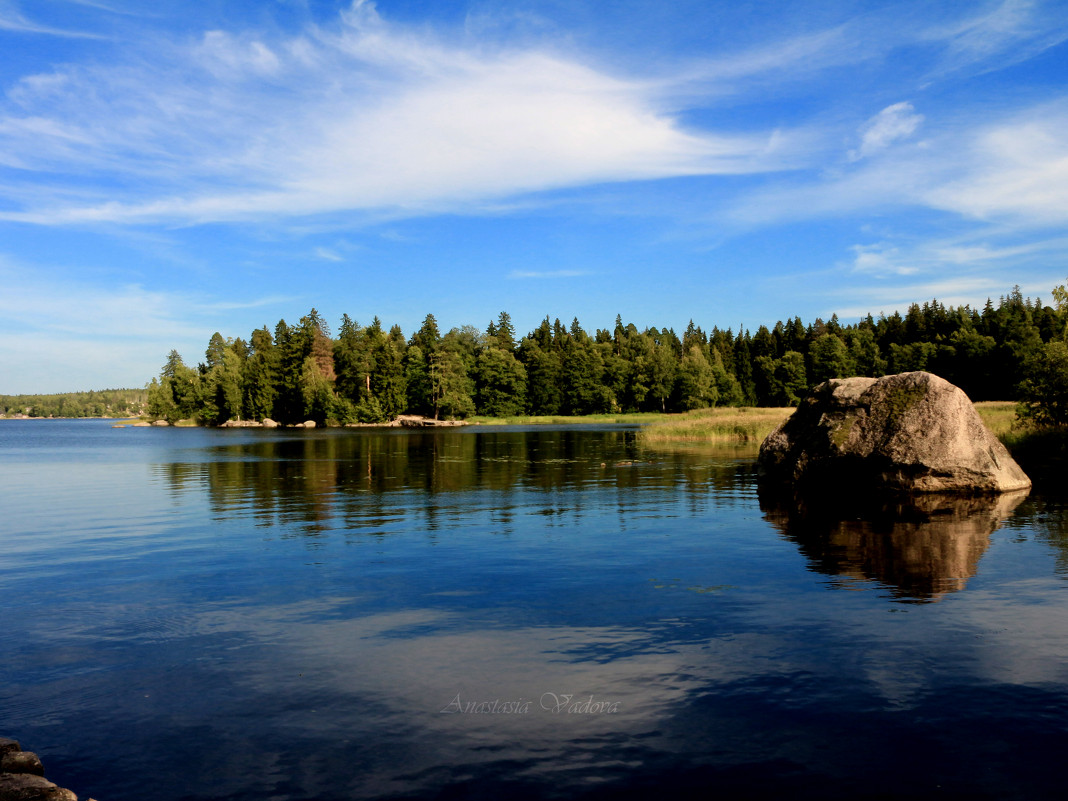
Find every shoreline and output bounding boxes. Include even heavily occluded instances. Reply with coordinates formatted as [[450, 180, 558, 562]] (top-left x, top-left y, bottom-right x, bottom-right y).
[[1, 736, 93, 801]]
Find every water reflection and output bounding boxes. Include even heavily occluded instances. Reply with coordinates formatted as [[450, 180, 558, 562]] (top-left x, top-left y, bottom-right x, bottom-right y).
[[760, 489, 1029, 601], [152, 428, 758, 535], [7, 422, 1068, 801]]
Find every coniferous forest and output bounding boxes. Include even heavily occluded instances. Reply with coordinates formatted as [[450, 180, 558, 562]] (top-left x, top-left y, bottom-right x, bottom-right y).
[[141, 285, 1068, 427], [1, 388, 147, 419]]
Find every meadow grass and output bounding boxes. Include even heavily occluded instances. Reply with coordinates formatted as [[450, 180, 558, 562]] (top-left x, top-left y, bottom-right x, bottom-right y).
[[636, 406, 793, 447], [974, 401, 1018, 439]]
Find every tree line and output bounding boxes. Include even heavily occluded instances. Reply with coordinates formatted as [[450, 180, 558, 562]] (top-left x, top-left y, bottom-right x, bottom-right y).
[[144, 285, 1068, 426], [1, 389, 147, 418]]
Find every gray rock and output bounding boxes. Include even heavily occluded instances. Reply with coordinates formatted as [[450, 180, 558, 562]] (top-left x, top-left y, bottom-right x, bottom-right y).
[[261, 418, 279, 428], [0, 773, 77, 801], [152, 419, 170, 426], [759, 371, 1031, 494], [302, 420, 317, 428]]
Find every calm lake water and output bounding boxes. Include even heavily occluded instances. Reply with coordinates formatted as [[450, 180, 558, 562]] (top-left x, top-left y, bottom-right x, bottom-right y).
[[2, 419, 1068, 800]]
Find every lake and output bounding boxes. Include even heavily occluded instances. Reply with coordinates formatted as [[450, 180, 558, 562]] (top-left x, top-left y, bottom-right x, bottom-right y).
[[1, 419, 1067, 800]]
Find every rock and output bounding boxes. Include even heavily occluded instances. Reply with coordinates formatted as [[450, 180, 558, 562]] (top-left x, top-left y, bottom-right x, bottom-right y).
[[394, 415, 468, 428], [261, 418, 279, 428], [0, 739, 19, 758], [152, 419, 170, 427], [302, 420, 317, 429], [0, 773, 77, 801], [1, 751, 43, 776], [759, 371, 1031, 494]]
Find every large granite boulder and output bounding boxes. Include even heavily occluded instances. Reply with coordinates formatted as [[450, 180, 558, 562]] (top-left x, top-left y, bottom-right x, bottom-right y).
[[759, 371, 1030, 494]]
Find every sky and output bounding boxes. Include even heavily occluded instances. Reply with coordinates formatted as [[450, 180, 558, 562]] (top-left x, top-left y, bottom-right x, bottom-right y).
[[1, 0, 1067, 393]]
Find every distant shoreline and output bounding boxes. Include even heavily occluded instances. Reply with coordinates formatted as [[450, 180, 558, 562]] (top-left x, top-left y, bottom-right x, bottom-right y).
[[0, 415, 127, 421]]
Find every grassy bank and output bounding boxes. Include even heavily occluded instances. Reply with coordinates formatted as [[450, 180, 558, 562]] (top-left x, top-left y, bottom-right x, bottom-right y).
[[974, 401, 1017, 439], [635, 401, 1034, 451], [973, 401, 1068, 482], [467, 412, 669, 426], [636, 406, 793, 447]]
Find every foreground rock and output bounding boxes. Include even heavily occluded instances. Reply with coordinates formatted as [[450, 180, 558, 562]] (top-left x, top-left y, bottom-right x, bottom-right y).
[[0, 738, 92, 801], [759, 371, 1030, 494]]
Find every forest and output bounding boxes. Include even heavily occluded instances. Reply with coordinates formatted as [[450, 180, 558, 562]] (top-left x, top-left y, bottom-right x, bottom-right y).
[[1, 388, 147, 419], [140, 284, 1068, 427]]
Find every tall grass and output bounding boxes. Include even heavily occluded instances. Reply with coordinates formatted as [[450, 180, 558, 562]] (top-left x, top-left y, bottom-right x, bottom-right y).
[[637, 406, 793, 447], [974, 401, 1018, 439], [467, 412, 670, 426]]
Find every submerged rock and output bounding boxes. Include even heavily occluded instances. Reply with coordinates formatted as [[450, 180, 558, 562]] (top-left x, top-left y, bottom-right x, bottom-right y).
[[759, 371, 1030, 494]]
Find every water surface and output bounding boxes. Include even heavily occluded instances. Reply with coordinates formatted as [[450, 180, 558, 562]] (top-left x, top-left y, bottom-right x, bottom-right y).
[[1, 420, 1067, 800]]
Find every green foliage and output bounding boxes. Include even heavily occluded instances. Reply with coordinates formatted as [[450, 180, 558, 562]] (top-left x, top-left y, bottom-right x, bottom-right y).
[[754, 351, 807, 406], [1019, 341, 1068, 426], [809, 333, 853, 384], [475, 346, 525, 417], [677, 345, 716, 410]]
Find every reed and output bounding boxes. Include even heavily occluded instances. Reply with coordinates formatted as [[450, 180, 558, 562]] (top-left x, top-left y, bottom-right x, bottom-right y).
[[467, 412, 670, 426], [637, 406, 793, 446]]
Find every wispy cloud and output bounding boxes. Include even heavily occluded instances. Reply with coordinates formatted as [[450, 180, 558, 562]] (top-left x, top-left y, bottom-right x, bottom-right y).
[[0, 0, 101, 37], [314, 247, 345, 262], [925, 0, 1068, 76], [0, 1, 796, 227], [830, 275, 1039, 319], [924, 104, 1068, 224], [849, 102, 924, 161]]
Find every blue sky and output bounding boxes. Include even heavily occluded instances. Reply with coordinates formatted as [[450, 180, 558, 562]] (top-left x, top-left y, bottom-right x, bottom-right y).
[[1, 0, 1067, 393]]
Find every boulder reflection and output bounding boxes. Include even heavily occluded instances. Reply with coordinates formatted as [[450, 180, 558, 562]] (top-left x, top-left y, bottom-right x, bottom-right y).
[[760, 488, 1029, 601]]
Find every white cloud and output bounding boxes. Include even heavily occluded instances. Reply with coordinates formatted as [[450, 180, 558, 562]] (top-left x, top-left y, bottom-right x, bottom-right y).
[[829, 276, 1012, 319], [925, 108, 1068, 224], [850, 243, 918, 276], [849, 102, 924, 161], [926, 0, 1068, 75], [314, 247, 345, 262], [728, 97, 1068, 234], [0, 1, 795, 227], [196, 31, 282, 79]]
